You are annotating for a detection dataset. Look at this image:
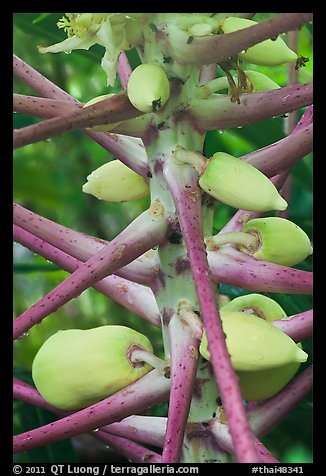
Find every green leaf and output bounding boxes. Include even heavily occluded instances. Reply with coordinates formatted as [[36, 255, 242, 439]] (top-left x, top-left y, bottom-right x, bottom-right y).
[[13, 263, 60, 273], [32, 13, 52, 24]]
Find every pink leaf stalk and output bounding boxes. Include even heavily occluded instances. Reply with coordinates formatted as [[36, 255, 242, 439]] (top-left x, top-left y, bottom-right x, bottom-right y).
[[13, 369, 170, 453], [13, 91, 142, 149], [102, 416, 166, 448], [93, 432, 162, 463], [13, 94, 82, 118], [161, 315, 200, 462], [117, 51, 132, 89], [294, 105, 313, 132], [254, 438, 279, 463], [249, 365, 313, 437], [190, 82, 313, 131], [208, 365, 312, 454], [14, 378, 166, 449], [13, 54, 80, 104], [272, 310, 313, 342], [169, 13, 312, 64], [219, 209, 264, 234], [208, 247, 313, 295], [13, 224, 160, 327], [14, 377, 65, 416], [243, 124, 313, 178], [85, 131, 150, 177], [13, 207, 169, 340], [14, 202, 312, 295], [164, 161, 260, 463], [13, 203, 156, 285], [13, 54, 149, 176], [13, 378, 162, 463]]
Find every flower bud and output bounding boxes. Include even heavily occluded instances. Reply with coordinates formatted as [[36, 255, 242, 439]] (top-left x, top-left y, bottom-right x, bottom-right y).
[[199, 311, 307, 372], [220, 17, 298, 66], [222, 293, 287, 321], [198, 152, 288, 212], [82, 160, 150, 202], [242, 70, 280, 92], [127, 64, 171, 113], [32, 326, 154, 410], [240, 217, 313, 266], [83, 94, 122, 132]]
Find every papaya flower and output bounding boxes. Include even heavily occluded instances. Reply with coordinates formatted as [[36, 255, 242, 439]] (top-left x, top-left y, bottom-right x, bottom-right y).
[[38, 13, 132, 86]]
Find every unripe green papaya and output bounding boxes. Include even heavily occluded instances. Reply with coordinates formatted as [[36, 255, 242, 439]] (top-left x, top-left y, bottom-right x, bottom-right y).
[[236, 359, 302, 401], [198, 152, 287, 212], [220, 17, 298, 66], [83, 94, 122, 132], [199, 311, 307, 372], [240, 217, 313, 266], [32, 326, 154, 410], [82, 160, 150, 202], [242, 70, 280, 92], [222, 293, 287, 321], [127, 64, 171, 113]]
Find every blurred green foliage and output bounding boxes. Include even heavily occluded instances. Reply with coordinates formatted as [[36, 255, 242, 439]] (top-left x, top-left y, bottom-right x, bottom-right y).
[[13, 13, 312, 463]]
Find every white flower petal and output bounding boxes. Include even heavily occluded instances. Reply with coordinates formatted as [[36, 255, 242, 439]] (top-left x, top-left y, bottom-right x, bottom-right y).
[[96, 19, 126, 86], [38, 34, 97, 54]]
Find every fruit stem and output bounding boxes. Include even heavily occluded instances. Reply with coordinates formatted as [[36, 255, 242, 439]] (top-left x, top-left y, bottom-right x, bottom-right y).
[[195, 77, 229, 98], [178, 302, 204, 339], [205, 231, 259, 251], [172, 145, 207, 175], [130, 349, 168, 374]]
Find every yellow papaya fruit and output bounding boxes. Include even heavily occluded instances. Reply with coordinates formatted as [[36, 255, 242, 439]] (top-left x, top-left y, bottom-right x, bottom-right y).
[[82, 159, 150, 202], [240, 217, 313, 266], [198, 152, 287, 212], [32, 325, 154, 410], [127, 64, 170, 113], [199, 311, 307, 372], [236, 358, 302, 401], [221, 17, 298, 66], [222, 293, 287, 321]]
